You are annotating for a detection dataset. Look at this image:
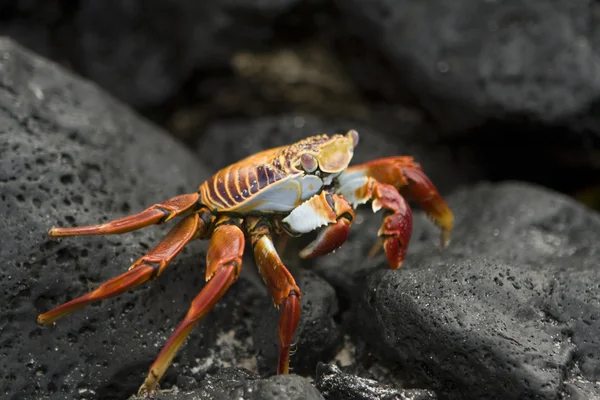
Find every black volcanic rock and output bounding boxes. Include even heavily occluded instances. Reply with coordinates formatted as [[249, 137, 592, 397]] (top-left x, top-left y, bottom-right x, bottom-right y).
[[315, 363, 437, 400], [352, 182, 600, 399], [131, 367, 325, 400]]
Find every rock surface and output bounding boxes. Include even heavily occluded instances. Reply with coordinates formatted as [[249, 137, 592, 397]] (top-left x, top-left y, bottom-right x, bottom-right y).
[[4, 28, 600, 400], [352, 182, 600, 400], [336, 0, 600, 133], [335, 0, 600, 195], [315, 363, 437, 400], [130, 367, 325, 400]]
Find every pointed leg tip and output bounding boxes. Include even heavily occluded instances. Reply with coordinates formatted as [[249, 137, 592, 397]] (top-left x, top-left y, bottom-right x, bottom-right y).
[[440, 229, 452, 250], [37, 311, 61, 326], [137, 381, 159, 398], [48, 227, 61, 237]]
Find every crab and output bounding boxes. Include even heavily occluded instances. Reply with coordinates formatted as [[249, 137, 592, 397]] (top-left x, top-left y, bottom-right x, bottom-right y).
[[37, 130, 453, 397]]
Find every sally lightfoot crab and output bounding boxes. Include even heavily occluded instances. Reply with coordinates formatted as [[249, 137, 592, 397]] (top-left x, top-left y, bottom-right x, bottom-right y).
[[37, 130, 453, 397]]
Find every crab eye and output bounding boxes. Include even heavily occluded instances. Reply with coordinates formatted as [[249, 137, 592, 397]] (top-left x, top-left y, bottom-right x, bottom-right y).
[[346, 129, 359, 148], [300, 153, 318, 172]]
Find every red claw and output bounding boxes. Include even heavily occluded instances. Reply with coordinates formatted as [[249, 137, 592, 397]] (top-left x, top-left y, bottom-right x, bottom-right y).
[[299, 217, 351, 259], [372, 182, 413, 269], [298, 193, 355, 259]]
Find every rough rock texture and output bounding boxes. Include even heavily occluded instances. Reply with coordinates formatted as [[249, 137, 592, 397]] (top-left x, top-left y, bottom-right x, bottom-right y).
[[0, 38, 327, 400], [0, 36, 227, 399], [131, 368, 324, 400], [352, 182, 600, 400], [335, 0, 600, 133], [315, 363, 437, 400]]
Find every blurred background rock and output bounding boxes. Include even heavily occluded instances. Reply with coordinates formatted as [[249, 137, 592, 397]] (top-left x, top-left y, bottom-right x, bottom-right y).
[[2, 0, 598, 209]]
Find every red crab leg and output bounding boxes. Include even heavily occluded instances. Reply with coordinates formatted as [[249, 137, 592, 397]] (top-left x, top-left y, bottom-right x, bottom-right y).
[[37, 213, 206, 325], [48, 192, 200, 237], [247, 217, 301, 375], [341, 156, 453, 248], [138, 220, 244, 396]]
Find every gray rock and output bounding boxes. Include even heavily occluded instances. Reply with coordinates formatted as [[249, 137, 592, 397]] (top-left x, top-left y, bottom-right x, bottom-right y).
[[562, 378, 600, 400], [132, 367, 324, 400], [336, 0, 600, 134], [0, 37, 261, 399], [315, 363, 437, 400], [352, 182, 600, 399]]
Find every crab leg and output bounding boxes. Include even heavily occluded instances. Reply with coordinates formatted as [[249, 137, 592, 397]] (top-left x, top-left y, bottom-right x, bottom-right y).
[[48, 192, 200, 237], [280, 191, 355, 259], [338, 156, 453, 249], [138, 218, 244, 396], [37, 213, 207, 326], [247, 217, 301, 375]]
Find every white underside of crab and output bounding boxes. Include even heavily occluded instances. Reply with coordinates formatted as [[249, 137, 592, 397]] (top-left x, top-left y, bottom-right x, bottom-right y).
[[281, 169, 365, 235], [231, 174, 324, 213]]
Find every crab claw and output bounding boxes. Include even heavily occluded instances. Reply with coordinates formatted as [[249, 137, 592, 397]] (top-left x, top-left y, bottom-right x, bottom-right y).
[[281, 191, 355, 259], [299, 217, 351, 259], [370, 182, 413, 268]]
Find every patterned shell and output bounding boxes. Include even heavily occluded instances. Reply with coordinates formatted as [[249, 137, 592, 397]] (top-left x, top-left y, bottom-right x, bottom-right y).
[[198, 134, 354, 214]]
